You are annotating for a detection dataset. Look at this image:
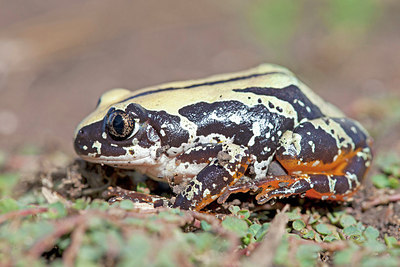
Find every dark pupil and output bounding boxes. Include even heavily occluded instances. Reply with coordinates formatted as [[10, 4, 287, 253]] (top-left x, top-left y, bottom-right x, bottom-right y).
[[113, 115, 125, 135]]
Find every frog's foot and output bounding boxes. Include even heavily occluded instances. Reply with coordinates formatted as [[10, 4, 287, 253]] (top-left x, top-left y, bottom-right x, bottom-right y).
[[104, 186, 170, 208], [173, 144, 252, 211], [218, 173, 360, 205], [217, 160, 289, 204], [217, 177, 271, 204], [252, 174, 359, 204]]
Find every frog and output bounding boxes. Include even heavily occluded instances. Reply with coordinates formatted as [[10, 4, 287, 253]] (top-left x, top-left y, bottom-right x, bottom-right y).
[[74, 64, 373, 211]]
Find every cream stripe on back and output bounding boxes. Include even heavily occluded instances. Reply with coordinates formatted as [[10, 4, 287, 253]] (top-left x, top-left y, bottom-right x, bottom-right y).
[[76, 64, 345, 134]]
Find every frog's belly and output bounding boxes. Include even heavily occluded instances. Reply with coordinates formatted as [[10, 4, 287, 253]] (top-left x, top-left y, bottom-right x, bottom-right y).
[[135, 156, 208, 183]]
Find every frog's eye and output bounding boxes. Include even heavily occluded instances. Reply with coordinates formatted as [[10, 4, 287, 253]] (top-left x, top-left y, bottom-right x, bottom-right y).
[[106, 110, 135, 141]]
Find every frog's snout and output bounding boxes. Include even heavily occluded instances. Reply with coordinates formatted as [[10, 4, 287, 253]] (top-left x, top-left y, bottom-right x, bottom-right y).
[[74, 128, 91, 156], [74, 123, 101, 157], [74, 120, 129, 159]]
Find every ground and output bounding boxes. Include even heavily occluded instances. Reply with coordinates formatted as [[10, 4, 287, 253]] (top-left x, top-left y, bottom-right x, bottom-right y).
[[0, 1, 399, 266]]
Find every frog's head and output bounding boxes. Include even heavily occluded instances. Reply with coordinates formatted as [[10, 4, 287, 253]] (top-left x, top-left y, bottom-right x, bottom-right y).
[[74, 89, 162, 168]]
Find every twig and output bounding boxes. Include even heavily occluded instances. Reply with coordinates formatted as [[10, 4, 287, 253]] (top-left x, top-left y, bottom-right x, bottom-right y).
[[63, 219, 87, 267], [189, 211, 241, 267], [0, 207, 48, 224], [27, 214, 86, 259], [245, 204, 290, 266], [362, 193, 400, 210]]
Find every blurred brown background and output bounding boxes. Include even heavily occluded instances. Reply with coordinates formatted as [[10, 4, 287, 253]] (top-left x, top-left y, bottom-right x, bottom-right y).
[[0, 0, 399, 155]]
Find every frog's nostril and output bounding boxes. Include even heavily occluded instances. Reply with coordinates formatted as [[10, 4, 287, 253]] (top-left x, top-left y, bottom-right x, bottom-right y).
[[76, 129, 89, 141]]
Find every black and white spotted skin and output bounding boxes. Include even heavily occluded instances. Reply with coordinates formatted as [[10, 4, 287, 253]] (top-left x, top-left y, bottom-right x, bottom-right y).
[[74, 64, 373, 210]]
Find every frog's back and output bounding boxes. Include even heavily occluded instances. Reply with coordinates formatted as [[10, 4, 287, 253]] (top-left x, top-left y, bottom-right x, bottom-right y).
[[82, 64, 345, 132], [118, 64, 344, 121]]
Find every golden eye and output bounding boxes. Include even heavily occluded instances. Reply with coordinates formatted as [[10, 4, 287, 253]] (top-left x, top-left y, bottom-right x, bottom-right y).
[[106, 110, 134, 141]]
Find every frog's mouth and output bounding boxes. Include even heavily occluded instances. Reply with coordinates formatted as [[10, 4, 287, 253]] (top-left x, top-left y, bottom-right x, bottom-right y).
[[78, 154, 158, 169], [76, 143, 162, 169]]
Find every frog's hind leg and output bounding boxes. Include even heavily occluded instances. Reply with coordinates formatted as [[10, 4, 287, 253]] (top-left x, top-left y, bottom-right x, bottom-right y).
[[263, 117, 372, 202], [173, 144, 252, 210], [219, 117, 372, 204], [252, 171, 363, 204]]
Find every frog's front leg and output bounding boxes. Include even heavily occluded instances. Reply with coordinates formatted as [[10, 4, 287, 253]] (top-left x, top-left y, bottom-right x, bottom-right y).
[[173, 143, 252, 210]]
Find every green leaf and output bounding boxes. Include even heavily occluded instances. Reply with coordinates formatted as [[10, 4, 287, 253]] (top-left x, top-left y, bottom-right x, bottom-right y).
[[228, 205, 240, 216], [327, 211, 345, 224], [242, 233, 255, 246], [343, 225, 362, 239], [58, 237, 71, 250], [334, 246, 358, 265], [119, 199, 135, 210], [296, 244, 321, 267], [187, 232, 216, 251], [48, 201, 67, 218], [286, 208, 302, 221], [292, 219, 306, 231], [340, 214, 357, 228], [356, 222, 366, 233], [200, 220, 212, 232], [136, 182, 150, 194], [154, 244, 178, 267], [273, 237, 289, 266], [361, 256, 399, 267], [0, 197, 20, 213], [0, 173, 19, 197], [363, 226, 379, 240], [388, 177, 400, 189], [384, 235, 398, 248], [72, 198, 89, 210], [308, 213, 320, 225], [364, 240, 387, 253], [323, 235, 339, 242], [237, 209, 250, 220], [314, 232, 323, 242], [376, 153, 400, 176], [145, 221, 163, 233], [87, 199, 109, 210], [389, 166, 400, 178], [255, 223, 270, 241], [221, 216, 248, 237], [302, 229, 316, 240], [371, 174, 390, 188], [75, 258, 98, 267], [156, 211, 182, 223], [77, 245, 103, 262], [248, 223, 261, 236], [315, 224, 332, 235], [11, 220, 54, 247], [389, 248, 400, 257], [120, 235, 150, 266], [87, 216, 105, 229]]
